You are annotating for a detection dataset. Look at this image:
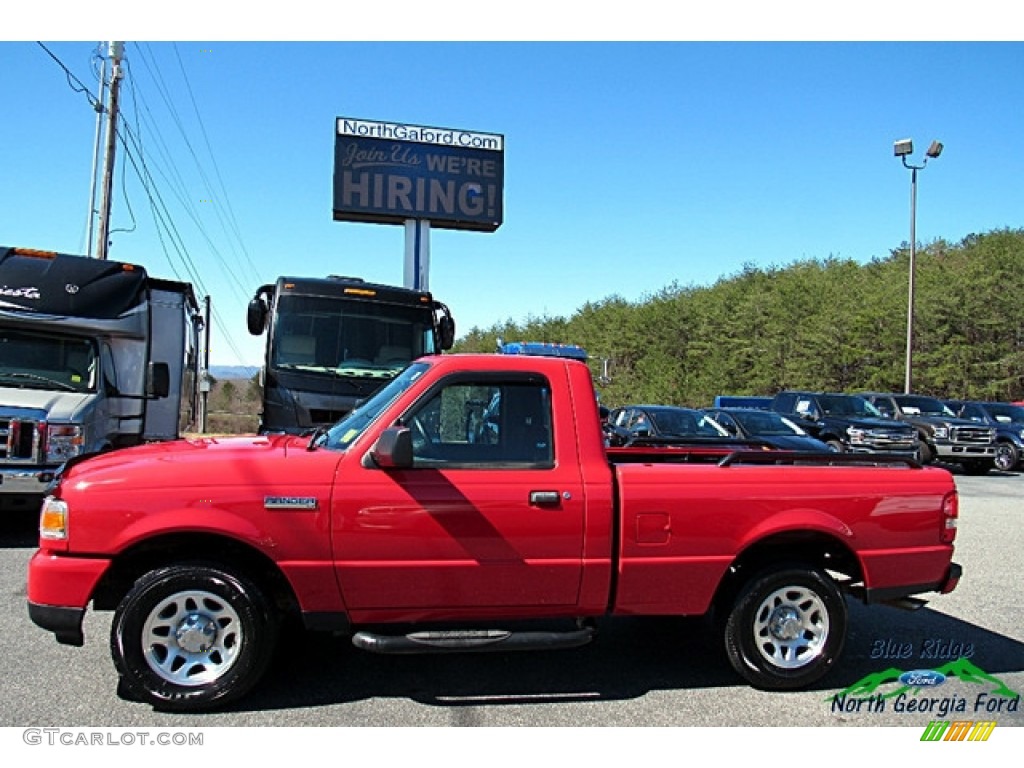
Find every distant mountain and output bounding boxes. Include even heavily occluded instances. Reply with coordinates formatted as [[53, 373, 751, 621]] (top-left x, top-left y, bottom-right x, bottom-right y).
[[209, 365, 260, 380]]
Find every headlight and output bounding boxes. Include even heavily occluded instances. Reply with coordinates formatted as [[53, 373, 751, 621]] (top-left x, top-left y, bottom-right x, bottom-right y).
[[846, 427, 865, 442], [39, 496, 68, 540], [45, 424, 84, 463], [933, 426, 948, 439]]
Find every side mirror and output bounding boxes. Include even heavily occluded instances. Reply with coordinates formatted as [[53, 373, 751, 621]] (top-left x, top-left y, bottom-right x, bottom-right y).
[[437, 315, 455, 351], [247, 297, 268, 335], [147, 362, 170, 399], [371, 426, 413, 469]]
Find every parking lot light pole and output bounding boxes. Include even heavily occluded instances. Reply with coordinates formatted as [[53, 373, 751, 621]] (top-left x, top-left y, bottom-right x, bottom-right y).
[[893, 138, 943, 394]]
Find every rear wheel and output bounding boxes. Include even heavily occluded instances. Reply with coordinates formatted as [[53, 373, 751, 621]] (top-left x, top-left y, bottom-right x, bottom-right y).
[[724, 566, 847, 690], [111, 564, 278, 711]]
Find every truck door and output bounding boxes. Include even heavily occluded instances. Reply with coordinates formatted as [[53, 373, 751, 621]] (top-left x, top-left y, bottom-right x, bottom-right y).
[[331, 372, 586, 612]]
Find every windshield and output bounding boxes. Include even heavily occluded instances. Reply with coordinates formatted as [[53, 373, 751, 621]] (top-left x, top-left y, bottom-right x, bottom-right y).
[[985, 403, 1024, 423], [732, 410, 807, 436], [649, 408, 729, 437], [0, 330, 97, 393], [320, 362, 430, 450], [270, 294, 436, 381], [818, 394, 882, 418], [893, 395, 955, 417]]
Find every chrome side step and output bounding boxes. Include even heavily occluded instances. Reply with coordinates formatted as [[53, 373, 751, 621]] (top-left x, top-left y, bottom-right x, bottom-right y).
[[351, 626, 596, 654]]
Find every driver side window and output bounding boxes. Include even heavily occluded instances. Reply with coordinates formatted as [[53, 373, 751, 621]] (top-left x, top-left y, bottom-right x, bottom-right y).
[[404, 378, 553, 468]]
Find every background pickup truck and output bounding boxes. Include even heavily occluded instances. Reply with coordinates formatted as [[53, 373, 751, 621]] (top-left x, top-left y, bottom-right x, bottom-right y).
[[770, 390, 919, 456], [861, 392, 997, 475], [28, 355, 962, 712]]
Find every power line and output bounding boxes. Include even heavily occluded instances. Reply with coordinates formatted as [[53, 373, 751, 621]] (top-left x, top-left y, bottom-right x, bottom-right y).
[[171, 43, 262, 286], [37, 41, 254, 364], [36, 41, 100, 108]]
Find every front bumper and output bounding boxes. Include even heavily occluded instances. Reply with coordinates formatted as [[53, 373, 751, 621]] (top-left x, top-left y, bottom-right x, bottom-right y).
[[934, 443, 996, 459], [0, 466, 57, 496], [27, 603, 86, 646], [26, 550, 111, 645]]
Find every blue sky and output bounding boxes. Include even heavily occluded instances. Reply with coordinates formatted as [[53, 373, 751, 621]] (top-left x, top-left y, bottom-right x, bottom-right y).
[[3, 28, 1022, 366]]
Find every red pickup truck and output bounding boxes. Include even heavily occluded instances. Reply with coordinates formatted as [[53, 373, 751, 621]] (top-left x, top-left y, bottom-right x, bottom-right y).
[[27, 354, 962, 711]]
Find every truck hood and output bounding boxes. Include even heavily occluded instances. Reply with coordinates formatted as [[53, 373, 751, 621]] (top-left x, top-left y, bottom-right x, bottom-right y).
[[820, 415, 913, 432], [0, 386, 93, 422], [59, 432, 340, 491], [901, 414, 983, 428], [759, 435, 835, 452]]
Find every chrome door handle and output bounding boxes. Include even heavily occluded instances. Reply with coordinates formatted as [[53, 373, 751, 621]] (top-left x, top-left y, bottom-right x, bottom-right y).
[[529, 490, 561, 506]]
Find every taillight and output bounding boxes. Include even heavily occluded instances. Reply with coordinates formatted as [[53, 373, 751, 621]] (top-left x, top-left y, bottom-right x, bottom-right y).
[[940, 490, 958, 544]]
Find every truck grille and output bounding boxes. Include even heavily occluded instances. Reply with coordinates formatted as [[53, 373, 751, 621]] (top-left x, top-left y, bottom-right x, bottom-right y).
[[950, 425, 994, 444], [865, 429, 917, 449], [0, 418, 42, 463]]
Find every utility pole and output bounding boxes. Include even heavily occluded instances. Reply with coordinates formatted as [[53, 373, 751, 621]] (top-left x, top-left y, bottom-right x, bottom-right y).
[[199, 295, 212, 433], [95, 41, 124, 260], [85, 47, 108, 258]]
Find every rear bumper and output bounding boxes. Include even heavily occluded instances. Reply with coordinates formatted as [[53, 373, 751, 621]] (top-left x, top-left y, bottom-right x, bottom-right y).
[[863, 561, 962, 604], [939, 561, 963, 594]]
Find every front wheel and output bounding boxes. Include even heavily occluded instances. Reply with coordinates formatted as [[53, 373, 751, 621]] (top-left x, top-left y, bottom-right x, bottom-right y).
[[916, 440, 935, 464], [993, 442, 1019, 472], [111, 564, 278, 711], [724, 566, 847, 690]]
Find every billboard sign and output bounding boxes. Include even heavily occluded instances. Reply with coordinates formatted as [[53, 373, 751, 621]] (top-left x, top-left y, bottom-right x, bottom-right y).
[[333, 117, 504, 232]]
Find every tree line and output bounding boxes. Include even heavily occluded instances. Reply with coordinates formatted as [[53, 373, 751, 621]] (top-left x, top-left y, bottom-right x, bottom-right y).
[[453, 228, 1024, 408]]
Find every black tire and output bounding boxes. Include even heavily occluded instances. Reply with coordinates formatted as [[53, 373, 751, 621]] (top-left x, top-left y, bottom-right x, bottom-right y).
[[724, 566, 847, 690], [825, 439, 845, 453], [111, 564, 278, 711], [916, 440, 934, 464], [993, 442, 1019, 473]]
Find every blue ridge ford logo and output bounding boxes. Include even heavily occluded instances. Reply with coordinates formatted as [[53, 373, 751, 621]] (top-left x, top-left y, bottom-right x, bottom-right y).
[[899, 669, 947, 687]]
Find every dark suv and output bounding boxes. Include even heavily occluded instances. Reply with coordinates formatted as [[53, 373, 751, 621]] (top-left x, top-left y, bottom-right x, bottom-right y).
[[770, 391, 918, 457], [945, 400, 1024, 472], [861, 393, 996, 475]]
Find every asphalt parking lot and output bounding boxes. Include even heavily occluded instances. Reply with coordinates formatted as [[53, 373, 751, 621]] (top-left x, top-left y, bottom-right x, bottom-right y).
[[0, 471, 1020, 731]]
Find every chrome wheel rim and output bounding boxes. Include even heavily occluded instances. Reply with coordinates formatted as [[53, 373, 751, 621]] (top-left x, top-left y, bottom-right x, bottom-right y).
[[994, 444, 1015, 472], [141, 589, 242, 686], [752, 585, 829, 669]]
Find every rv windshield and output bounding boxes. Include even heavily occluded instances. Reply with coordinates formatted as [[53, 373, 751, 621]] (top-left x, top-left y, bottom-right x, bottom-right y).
[[0, 330, 97, 394], [320, 362, 430, 450], [270, 294, 436, 380]]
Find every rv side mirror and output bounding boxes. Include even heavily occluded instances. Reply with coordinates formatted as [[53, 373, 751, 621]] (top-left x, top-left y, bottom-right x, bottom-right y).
[[247, 297, 268, 335], [148, 362, 171, 399], [371, 426, 413, 468], [437, 315, 455, 351]]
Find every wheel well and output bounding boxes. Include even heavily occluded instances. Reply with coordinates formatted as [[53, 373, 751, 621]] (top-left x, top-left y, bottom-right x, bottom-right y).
[[92, 533, 300, 619], [712, 531, 864, 615]]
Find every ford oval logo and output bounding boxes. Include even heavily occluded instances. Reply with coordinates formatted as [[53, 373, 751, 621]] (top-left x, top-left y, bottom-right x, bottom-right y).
[[899, 670, 946, 687]]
